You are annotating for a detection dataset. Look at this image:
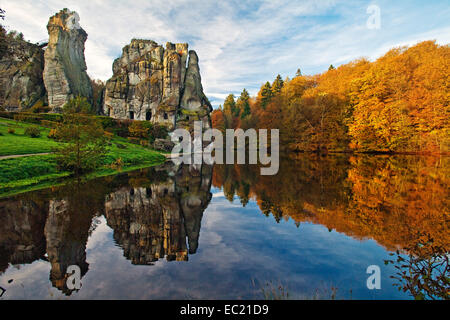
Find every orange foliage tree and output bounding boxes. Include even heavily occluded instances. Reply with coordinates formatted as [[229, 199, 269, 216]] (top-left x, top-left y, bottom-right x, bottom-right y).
[[213, 41, 449, 154]]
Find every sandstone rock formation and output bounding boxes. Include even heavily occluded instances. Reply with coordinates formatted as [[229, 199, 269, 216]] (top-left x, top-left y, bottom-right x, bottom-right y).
[[104, 40, 212, 131], [0, 199, 48, 273], [0, 36, 46, 111], [43, 9, 92, 112]]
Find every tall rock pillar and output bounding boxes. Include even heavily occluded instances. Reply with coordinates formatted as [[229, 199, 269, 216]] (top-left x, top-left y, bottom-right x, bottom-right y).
[[43, 9, 92, 112]]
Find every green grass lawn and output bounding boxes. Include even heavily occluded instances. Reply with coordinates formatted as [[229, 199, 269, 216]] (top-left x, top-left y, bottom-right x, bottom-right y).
[[0, 117, 166, 197], [0, 117, 60, 156]]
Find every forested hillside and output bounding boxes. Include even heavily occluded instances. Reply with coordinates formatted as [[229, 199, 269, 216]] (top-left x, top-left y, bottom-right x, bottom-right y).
[[212, 41, 449, 154]]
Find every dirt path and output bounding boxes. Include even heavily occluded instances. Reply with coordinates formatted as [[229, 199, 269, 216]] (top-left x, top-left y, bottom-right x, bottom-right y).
[[0, 153, 51, 160]]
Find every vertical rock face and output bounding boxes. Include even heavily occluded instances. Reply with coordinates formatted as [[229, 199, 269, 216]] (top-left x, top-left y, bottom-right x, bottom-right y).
[[178, 50, 212, 132], [0, 38, 46, 111], [43, 9, 92, 112], [104, 40, 211, 131]]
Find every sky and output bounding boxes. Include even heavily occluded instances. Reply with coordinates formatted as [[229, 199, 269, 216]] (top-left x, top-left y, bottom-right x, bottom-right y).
[[1, 0, 449, 108]]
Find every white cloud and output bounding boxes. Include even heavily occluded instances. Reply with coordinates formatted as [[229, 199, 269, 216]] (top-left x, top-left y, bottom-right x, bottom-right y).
[[1, 0, 449, 108]]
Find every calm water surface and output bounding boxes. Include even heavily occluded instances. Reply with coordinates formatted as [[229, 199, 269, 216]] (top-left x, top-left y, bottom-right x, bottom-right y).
[[0, 155, 448, 299]]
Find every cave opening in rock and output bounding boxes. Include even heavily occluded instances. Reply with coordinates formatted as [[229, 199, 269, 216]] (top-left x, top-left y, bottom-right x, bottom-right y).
[[146, 111, 152, 121], [129, 111, 134, 120]]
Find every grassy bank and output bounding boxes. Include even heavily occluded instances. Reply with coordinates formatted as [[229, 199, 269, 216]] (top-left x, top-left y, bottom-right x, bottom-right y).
[[0, 118, 166, 198], [0, 117, 59, 155]]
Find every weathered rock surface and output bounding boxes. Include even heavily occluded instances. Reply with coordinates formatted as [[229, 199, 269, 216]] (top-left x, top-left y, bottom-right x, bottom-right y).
[[43, 9, 92, 112], [177, 51, 212, 132], [0, 37, 46, 111], [104, 40, 211, 131]]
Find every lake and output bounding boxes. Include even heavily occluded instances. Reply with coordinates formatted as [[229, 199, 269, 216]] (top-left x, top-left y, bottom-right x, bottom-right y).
[[0, 155, 448, 300]]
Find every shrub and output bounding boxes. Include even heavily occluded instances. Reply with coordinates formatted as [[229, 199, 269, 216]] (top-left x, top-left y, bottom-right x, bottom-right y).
[[24, 126, 41, 138], [41, 113, 63, 122], [115, 143, 127, 149], [14, 113, 42, 124], [0, 111, 16, 119], [30, 100, 51, 113], [7, 128, 15, 134], [63, 96, 94, 114], [109, 157, 124, 170], [48, 128, 59, 140], [140, 139, 149, 147], [128, 121, 149, 139], [113, 119, 133, 137], [97, 116, 116, 129], [127, 137, 140, 145], [149, 124, 168, 142], [40, 120, 59, 128], [104, 131, 114, 140]]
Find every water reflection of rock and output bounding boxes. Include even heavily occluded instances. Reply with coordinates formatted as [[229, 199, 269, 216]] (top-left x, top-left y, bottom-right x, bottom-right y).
[[0, 200, 48, 274], [0, 162, 213, 296], [44, 199, 91, 295], [105, 163, 213, 264], [0, 180, 105, 295]]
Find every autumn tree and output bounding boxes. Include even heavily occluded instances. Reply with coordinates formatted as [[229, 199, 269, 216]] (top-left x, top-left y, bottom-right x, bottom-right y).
[[212, 41, 448, 154], [348, 41, 449, 153], [55, 98, 107, 175], [223, 94, 236, 115], [128, 121, 150, 139], [211, 108, 226, 133]]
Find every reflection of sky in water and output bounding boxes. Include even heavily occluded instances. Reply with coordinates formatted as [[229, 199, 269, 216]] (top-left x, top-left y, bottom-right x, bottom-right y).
[[0, 187, 409, 300]]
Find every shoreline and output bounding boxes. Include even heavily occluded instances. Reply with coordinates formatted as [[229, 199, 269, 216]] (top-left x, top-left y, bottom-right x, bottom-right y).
[[0, 157, 168, 199]]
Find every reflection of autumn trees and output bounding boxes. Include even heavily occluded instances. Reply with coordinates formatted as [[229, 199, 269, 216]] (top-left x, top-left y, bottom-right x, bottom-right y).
[[212, 156, 449, 251], [346, 156, 449, 250]]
